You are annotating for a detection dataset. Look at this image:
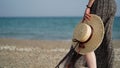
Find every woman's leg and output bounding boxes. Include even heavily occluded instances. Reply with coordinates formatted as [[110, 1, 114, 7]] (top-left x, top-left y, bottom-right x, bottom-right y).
[[84, 51, 97, 68]]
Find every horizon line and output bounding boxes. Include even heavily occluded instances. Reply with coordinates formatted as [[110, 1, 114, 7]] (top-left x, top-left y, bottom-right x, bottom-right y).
[[0, 16, 119, 18]]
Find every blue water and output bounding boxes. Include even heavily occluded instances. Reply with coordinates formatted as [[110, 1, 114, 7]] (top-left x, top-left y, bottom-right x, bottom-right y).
[[0, 17, 119, 40]]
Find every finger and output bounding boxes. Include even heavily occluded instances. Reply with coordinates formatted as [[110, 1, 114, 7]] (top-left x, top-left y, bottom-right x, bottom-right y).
[[82, 13, 91, 22], [85, 14, 91, 19], [85, 14, 91, 21], [85, 15, 90, 21], [86, 14, 91, 17], [82, 15, 86, 22], [85, 17, 89, 22]]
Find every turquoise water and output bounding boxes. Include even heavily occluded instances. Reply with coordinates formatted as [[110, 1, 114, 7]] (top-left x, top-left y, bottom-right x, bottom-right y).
[[0, 17, 119, 40]]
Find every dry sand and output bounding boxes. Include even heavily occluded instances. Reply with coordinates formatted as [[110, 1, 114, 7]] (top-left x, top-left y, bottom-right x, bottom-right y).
[[0, 38, 120, 68]]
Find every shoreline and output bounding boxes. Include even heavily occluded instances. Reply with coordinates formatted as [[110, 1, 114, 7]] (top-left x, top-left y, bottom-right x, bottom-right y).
[[0, 38, 119, 46]]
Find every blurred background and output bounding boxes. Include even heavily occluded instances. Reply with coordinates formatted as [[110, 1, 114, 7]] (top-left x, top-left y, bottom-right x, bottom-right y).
[[0, 0, 119, 40], [0, 0, 120, 68]]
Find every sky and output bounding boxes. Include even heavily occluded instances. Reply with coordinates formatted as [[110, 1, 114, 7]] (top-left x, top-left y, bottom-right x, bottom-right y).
[[0, 0, 119, 17]]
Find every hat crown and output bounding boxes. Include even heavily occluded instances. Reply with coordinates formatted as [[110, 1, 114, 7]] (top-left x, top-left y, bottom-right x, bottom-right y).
[[74, 23, 92, 42]]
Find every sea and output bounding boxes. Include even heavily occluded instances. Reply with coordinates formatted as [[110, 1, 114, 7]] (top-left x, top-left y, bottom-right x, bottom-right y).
[[0, 16, 120, 40]]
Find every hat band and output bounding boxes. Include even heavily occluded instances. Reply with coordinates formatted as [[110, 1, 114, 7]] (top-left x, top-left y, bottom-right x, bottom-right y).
[[72, 25, 93, 51]]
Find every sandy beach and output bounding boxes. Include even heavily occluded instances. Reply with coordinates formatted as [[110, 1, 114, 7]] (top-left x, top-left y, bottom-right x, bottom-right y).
[[0, 38, 120, 68]]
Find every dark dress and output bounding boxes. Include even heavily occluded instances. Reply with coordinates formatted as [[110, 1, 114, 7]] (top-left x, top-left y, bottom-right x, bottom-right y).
[[91, 0, 117, 68]]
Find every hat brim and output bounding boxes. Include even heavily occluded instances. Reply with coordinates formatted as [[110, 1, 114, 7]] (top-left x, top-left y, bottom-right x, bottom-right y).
[[72, 14, 104, 55]]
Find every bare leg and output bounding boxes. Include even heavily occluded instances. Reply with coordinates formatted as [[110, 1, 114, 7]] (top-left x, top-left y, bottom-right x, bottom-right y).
[[84, 51, 97, 68]]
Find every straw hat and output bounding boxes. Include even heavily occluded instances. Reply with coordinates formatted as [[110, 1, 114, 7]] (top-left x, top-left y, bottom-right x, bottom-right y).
[[72, 14, 104, 55]]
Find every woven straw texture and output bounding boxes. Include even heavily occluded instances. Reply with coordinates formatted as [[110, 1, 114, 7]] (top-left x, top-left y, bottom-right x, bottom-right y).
[[72, 14, 104, 54]]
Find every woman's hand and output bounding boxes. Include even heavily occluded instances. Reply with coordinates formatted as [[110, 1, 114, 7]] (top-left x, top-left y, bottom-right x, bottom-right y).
[[82, 8, 91, 22]]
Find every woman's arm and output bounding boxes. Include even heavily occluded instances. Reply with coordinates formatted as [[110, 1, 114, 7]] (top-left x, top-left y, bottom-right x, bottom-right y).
[[87, 0, 95, 8], [83, 0, 95, 21]]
